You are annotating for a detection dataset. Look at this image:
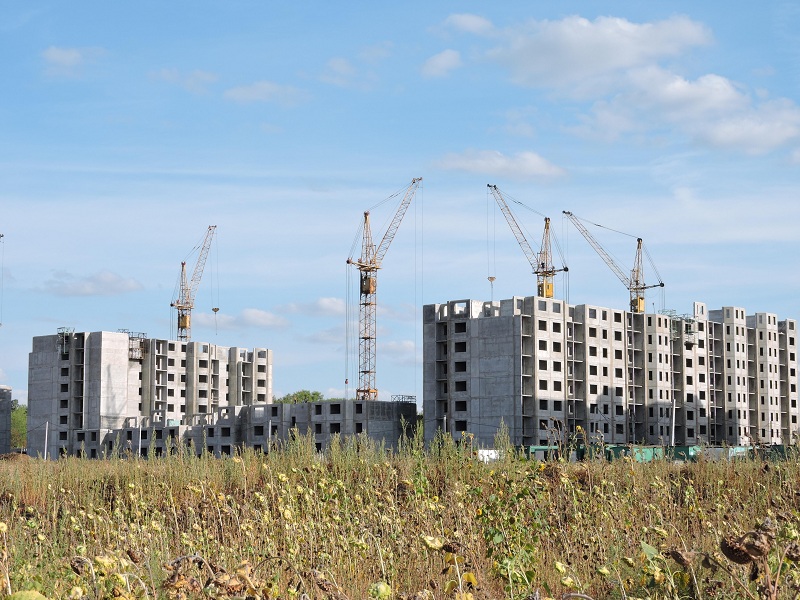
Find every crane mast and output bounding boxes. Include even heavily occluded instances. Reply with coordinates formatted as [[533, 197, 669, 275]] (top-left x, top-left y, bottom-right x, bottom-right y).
[[347, 178, 422, 401], [488, 184, 566, 298], [562, 211, 662, 313], [630, 238, 646, 314], [538, 217, 557, 298], [171, 225, 217, 341]]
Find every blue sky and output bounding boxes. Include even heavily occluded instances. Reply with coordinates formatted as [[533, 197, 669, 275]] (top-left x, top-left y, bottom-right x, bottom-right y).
[[2, 2, 800, 404]]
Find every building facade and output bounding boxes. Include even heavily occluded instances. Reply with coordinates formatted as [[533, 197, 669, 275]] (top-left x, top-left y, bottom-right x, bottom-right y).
[[27, 329, 416, 458], [0, 385, 12, 454], [240, 397, 417, 454], [423, 297, 799, 448], [28, 329, 274, 458]]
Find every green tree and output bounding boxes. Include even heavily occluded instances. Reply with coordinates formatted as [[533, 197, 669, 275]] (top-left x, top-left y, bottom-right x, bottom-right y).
[[277, 390, 324, 404], [10, 401, 27, 449]]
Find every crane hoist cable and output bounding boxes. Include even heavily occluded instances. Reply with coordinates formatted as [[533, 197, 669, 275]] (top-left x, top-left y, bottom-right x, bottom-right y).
[[562, 211, 664, 313], [510, 197, 569, 280], [487, 184, 568, 299]]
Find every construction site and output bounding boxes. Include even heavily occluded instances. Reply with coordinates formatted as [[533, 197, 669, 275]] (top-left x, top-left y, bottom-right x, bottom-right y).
[[25, 190, 425, 457], [20, 179, 800, 457], [423, 185, 798, 450]]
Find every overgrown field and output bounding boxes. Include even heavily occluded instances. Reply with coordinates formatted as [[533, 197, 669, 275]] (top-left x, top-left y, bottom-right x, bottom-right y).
[[1, 433, 800, 600]]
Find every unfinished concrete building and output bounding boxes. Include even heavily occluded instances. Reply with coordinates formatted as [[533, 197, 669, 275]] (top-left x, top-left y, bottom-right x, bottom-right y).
[[239, 396, 417, 453], [115, 397, 418, 458], [423, 297, 799, 448], [27, 329, 417, 458], [0, 385, 11, 454], [28, 329, 273, 458]]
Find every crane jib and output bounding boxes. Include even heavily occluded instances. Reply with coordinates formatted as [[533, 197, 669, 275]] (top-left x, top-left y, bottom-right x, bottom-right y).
[[172, 225, 217, 342]]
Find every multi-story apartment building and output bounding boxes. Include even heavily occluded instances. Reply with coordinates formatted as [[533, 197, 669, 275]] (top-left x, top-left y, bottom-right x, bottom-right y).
[[423, 297, 799, 449], [27, 329, 417, 458], [28, 329, 273, 458]]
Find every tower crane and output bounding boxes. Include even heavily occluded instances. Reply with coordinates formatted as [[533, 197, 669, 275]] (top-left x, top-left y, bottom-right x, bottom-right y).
[[488, 184, 567, 298], [562, 211, 663, 313], [347, 177, 422, 401], [171, 225, 218, 342]]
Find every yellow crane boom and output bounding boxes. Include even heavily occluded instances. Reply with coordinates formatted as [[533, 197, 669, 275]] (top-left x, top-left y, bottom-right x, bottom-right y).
[[488, 184, 567, 298], [562, 211, 663, 313], [171, 225, 217, 341]]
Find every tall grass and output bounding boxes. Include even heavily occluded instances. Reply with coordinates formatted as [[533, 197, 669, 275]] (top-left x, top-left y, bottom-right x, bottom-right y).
[[0, 437, 798, 599]]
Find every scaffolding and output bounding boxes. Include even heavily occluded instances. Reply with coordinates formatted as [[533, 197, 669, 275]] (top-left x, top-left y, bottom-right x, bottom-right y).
[[57, 327, 75, 356], [390, 394, 417, 403], [119, 329, 148, 361], [662, 309, 697, 349], [661, 309, 698, 446]]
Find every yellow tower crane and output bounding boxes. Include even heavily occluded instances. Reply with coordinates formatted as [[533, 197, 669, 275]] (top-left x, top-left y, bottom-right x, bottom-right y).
[[488, 184, 567, 298], [171, 225, 218, 341], [347, 177, 422, 401], [562, 211, 663, 313]]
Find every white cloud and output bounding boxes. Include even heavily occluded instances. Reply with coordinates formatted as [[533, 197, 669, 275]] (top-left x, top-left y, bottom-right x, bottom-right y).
[[43, 46, 82, 68], [240, 308, 289, 328], [573, 100, 640, 141], [319, 42, 393, 89], [321, 57, 358, 87], [380, 340, 417, 366], [194, 312, 235, 329], [280, 296, 346, 317], [501, 107, 539, 137], [223, 81, 308, 106], [421, 49, 462, 78], [41, 46, 103, 77], [195, 307, 288, 329], [359, 42, 392, 63], [312, 297, 346, 316], [566, 183, 800, 246], [303, 325, 345, 345], [436, 149, 565, 179], [627, 68, 747, 118], [790, 148, 800, 164], [678, 193, 800, 243], [692, 99, 800, 154], [504, 121, 536, 137], [578, 67, 800, 152], [377, 302, 416, 323], [486, 15, 711, 91], [320, 56, 378, 90], [41, 270, 143, 297], [152, 68, 218, 94], [457, 13, 799, 155], [444, 13, 494, 36]]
